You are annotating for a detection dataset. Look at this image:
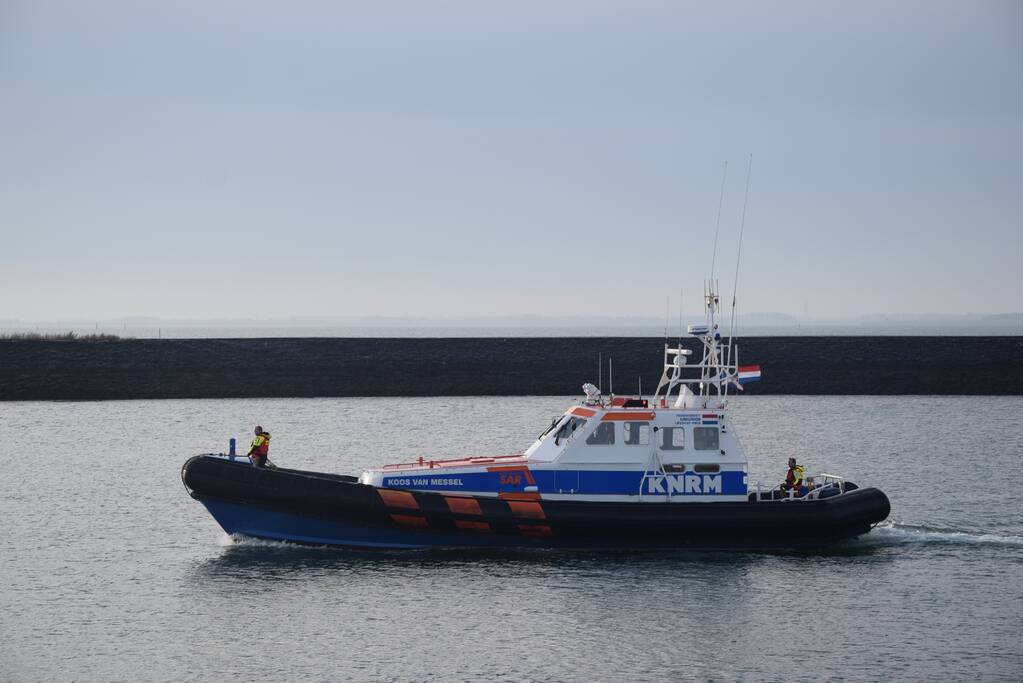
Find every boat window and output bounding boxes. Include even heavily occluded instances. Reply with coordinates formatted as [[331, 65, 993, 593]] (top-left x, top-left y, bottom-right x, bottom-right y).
[[624, 422, 650, 446], [537, 415, 562, 440], [693, 427, 719, 451], [554, 417, 587, 445], [694, 464, 720, 473], [585, 421, 615, 445], [660, 427, 685, 450]]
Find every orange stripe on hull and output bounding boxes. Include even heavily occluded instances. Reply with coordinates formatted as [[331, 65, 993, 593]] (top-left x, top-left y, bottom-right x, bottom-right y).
[[378, 489, 420, 510], [518, 524, 553, 538], [390, 514, 429, 529], [507, 500, 546, 519], [454, 520, 492, 533], [498, 492, 542, 501], [444, 495, 483, 516]]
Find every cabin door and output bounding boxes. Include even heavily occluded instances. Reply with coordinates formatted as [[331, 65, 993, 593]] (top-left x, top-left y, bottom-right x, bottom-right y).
[[554, 470, 579, 494]]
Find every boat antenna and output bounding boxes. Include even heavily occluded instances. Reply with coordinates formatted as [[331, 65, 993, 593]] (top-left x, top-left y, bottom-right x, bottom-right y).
[[729, 154, 753, 342], [710, 160, 728, 283], [727, 154, 753, 379], [664, 295, 669, 345], [598, 352, 603, 392], [638, 375, 642, 397], [678, 287, 684, 343], [609, 357, 613, 396]]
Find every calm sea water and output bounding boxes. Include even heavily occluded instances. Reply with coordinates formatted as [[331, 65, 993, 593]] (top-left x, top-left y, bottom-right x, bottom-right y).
[[2, 396, 1021, 681]]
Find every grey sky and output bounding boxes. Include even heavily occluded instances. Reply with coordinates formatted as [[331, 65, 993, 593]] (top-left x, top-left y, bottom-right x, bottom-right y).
[[2, 1, 1021, 321]]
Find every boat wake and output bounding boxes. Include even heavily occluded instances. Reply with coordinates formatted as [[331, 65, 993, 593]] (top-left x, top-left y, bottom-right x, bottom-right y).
[[218, 533, 329, 550], [216, 525, 1023, 556], [864, 522, 1023, 548]]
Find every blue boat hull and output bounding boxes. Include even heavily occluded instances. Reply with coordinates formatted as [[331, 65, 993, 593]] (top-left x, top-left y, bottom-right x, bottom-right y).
[[200, 497, 533, 549], [183, 455, 891, 550]]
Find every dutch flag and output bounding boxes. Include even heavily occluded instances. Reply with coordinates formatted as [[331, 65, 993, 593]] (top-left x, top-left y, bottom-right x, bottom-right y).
[[736, 365, 762, 388]]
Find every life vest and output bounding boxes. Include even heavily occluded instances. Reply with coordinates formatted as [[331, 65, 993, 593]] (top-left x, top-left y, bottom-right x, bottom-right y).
[[786, 464, 805, 489], [251, 433, 271, 456]]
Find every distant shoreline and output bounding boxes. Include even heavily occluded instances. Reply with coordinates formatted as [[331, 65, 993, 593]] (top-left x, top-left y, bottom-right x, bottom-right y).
[[3, 324, 1023, 339], [2, 336, 1021, 400]]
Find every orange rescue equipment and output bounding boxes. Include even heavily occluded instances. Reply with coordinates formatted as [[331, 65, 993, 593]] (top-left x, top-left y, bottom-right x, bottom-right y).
[[250, 433, 271, 456]]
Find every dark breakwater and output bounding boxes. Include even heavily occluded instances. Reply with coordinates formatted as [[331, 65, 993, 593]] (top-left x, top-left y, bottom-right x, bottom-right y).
[[1, 336, 1021, 400]]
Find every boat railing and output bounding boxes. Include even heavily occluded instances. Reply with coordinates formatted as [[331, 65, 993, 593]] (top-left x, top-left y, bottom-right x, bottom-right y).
[[815, 473, 847, 492], [378, 452, 525, 471], [748, 473, 847, 502]]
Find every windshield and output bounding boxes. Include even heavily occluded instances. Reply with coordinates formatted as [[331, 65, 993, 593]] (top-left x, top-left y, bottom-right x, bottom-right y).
[[537, 415, 564, 441], [554, 417, 587, 445]]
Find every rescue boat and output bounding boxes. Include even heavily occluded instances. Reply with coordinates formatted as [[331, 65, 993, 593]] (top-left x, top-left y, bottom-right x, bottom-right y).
[[181, 280, 891, 550]]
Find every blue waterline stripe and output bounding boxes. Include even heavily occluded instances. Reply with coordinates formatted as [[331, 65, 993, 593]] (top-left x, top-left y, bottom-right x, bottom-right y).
[[381, 469, 746, 495]]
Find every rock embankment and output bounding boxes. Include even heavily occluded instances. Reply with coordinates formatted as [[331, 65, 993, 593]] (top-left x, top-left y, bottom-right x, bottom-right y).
[[1, 336, 1021, 400]]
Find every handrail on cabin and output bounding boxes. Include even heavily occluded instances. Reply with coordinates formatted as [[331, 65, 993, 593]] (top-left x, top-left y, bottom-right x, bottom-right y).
[[379, 452, 526, 470]]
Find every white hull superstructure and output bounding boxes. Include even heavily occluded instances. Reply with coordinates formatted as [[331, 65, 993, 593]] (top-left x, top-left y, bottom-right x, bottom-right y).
[[361, 282, 759, 503]]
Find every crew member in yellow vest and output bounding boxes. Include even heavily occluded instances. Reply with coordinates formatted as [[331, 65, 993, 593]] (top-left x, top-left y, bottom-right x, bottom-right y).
[[248, 425, 275, 469], [783, 457, 805, 494]]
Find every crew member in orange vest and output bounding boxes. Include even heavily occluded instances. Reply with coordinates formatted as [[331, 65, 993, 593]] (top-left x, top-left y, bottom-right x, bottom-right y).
[[783, 457, 805, 494], [247, 425, 275, 469]]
